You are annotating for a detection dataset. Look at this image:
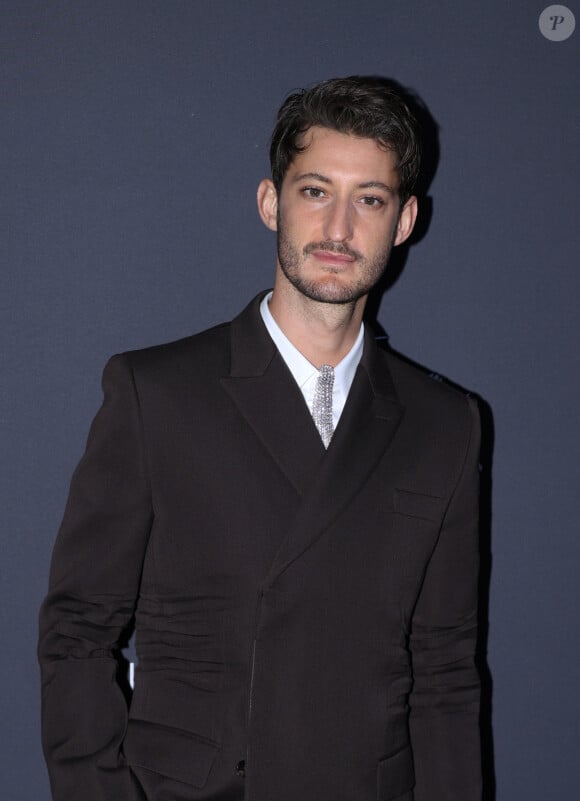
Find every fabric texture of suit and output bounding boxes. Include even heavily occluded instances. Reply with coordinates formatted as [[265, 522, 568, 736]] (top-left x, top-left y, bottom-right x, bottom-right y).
[[38, 292, 482, 801]]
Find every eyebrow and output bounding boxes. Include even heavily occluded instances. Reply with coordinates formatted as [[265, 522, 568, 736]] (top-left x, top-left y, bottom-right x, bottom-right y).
[[292, 172, 396, 195]]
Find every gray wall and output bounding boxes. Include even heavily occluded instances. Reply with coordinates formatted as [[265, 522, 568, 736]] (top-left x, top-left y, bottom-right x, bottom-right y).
[[2, 2, 579, 799]]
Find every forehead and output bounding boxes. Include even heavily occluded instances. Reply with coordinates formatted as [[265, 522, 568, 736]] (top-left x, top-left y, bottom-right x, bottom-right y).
[[287, 125, 399, 184]]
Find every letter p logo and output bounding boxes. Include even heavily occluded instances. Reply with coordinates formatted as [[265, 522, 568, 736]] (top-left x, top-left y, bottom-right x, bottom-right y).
[[539, 5, 576, 40]]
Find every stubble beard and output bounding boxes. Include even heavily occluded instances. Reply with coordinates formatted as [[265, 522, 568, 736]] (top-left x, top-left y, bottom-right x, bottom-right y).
[[276, 217, 396, 306]]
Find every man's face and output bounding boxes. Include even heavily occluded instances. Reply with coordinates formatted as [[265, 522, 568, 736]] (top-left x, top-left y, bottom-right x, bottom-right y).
[[258, 126, 417, 306]]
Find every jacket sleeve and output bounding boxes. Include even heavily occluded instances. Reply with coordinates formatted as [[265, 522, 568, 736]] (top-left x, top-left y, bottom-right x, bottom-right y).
[[38, 354, 153, 801], [409, 396, 482, 801]]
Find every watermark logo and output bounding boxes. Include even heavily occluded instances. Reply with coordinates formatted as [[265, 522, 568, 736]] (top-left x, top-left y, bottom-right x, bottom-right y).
[[539, 4, 576, 40]]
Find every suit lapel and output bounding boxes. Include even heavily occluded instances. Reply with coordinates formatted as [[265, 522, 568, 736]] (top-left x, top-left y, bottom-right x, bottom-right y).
[[221, 295, 325, 498], [221, 295, 405, 587], [263, 331, 405, 587]]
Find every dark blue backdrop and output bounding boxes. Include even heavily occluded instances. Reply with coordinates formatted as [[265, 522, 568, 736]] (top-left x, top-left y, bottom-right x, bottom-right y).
[[2, 2, 579, 799]]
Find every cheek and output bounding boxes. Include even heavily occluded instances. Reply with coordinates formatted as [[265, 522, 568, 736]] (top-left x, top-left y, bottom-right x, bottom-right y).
[[357, 224, 387, 252], [372, 217, 399, 250], [284, 213, 322, 245]]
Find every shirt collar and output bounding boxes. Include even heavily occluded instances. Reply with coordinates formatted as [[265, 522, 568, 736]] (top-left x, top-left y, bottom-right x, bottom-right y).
[[259, 291, 364, 399]]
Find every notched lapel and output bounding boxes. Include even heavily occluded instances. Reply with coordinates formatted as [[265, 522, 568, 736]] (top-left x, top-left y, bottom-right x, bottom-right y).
[[264, 334, 405, 588]]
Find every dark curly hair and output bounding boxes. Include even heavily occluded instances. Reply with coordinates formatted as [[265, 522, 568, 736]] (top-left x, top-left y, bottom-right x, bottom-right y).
[[270, 76, 422, 206]]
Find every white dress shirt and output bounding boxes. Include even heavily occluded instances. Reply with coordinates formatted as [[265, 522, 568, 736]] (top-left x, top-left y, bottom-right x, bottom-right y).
[[259, 291, 364, 428]]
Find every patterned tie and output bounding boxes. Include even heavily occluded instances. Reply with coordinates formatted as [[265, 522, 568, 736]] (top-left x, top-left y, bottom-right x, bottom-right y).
[[312, 364, 335, 448]]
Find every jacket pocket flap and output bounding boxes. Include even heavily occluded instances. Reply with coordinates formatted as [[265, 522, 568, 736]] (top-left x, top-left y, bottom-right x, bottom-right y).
[[123, 718, 218, 788], [129, 673, 219, 743], [377, 744, 415, 800], [394, 488, 442, 521]]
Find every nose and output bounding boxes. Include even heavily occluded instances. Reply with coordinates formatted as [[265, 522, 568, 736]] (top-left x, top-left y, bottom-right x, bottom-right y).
[[323, 198, 353, 243]]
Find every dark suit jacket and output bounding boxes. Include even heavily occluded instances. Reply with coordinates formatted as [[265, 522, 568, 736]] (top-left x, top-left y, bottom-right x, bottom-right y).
[[38, 293, 482, 801]]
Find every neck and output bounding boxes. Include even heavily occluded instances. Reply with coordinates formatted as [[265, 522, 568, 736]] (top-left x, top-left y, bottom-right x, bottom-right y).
[[268, 268, 366, 368]]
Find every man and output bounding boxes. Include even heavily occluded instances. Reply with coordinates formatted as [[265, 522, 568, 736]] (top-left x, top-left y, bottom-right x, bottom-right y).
[[39, 76, 482, 801]]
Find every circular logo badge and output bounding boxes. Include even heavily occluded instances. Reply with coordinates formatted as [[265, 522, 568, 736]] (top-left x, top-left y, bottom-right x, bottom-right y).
[[539, 5, 576, 40]]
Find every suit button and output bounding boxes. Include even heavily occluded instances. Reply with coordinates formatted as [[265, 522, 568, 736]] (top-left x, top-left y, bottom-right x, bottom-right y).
[[235, 760, 246, 778]]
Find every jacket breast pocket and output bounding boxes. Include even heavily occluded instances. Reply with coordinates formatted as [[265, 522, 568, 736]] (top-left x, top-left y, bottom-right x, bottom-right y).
[[123, 674, 220, 788], [377, 744, 415, 801], [394, 488, 442, 522]]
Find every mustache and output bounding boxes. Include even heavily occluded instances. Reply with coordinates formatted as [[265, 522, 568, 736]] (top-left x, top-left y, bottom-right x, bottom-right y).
[[303, 241, 362, 261]]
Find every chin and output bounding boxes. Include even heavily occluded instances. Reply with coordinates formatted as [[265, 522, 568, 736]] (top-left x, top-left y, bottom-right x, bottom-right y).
[[299, 280, 366, 305]]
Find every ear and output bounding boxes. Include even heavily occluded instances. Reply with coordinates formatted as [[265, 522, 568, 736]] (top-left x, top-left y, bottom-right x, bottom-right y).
[[393, 195, 418, 246], [257, 179, 278, 231]]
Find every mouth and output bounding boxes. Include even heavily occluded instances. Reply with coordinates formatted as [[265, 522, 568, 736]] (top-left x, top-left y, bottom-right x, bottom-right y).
[[310, 249, 357, 266]]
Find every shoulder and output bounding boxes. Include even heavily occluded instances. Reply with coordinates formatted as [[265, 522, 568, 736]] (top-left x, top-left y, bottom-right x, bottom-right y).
[[379, 344, 479, 435], [108, 292, 268, 381], [103, 320, 233, 389]]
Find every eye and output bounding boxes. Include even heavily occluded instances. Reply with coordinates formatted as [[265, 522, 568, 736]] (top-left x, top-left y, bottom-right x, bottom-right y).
[[360, 195, 385, 207], [302, 186, 326, 199]]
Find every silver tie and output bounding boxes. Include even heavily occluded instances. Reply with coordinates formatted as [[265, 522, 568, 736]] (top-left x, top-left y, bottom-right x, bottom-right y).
[[312, 364, 335, 448]]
